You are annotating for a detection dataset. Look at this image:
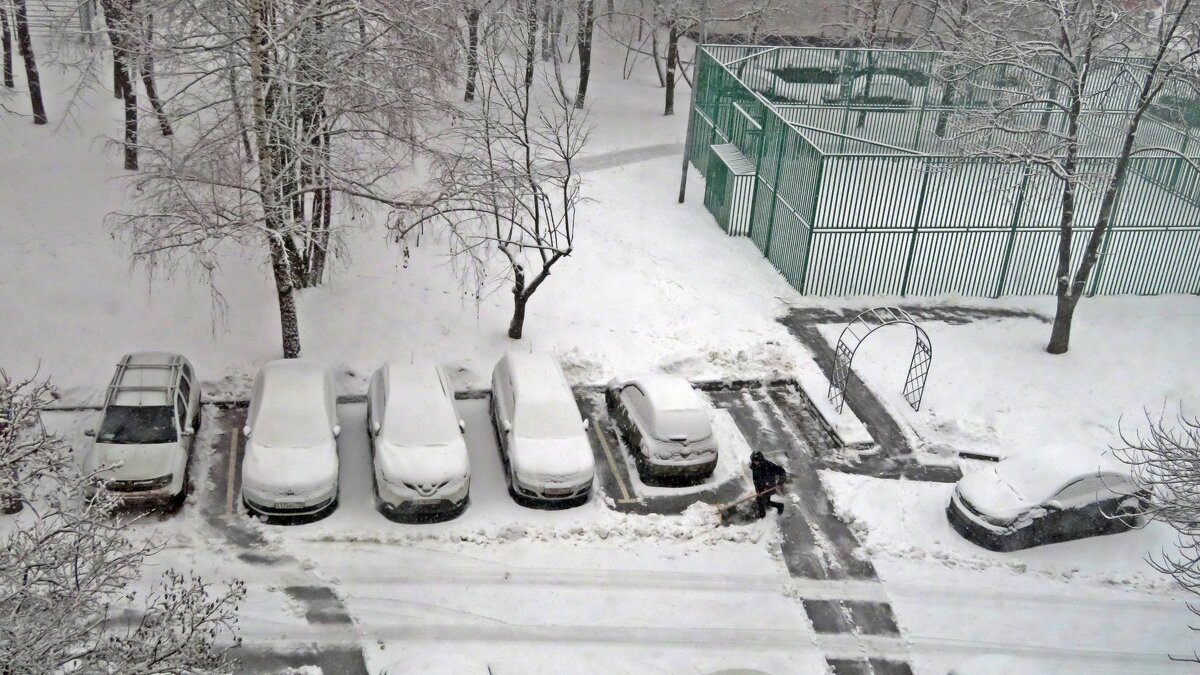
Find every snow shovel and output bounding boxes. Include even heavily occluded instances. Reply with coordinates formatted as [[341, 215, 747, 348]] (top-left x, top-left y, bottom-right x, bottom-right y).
[[717, 485, 782, 524]]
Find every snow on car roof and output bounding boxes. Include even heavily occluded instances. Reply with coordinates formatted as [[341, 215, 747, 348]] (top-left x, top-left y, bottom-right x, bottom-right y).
[[994, 446, 1128, 500], [623, 374, 704, 411], [252, 359, 331, 448], [109, 352, 181, 406], [960, 445, 1132, 518], [381, 361, 458, 447], [506, 352, 571, 403]]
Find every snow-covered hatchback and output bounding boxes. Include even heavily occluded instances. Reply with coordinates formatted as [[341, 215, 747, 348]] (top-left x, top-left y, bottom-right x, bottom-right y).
[[605, 375, 717, 482], [83, 352, 200, 508], [241, 359, 340, 519], [948, 448, 1148, 552], [367, 361, 470, 521], [491, 352, 594, 506]]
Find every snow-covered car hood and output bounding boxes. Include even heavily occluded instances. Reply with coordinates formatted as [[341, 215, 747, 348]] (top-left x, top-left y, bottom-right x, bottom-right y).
[[510, 435, 594, 481], [376, 438, 469, 486], [243, 439, 338, 494], [87, 441, 179, 480], [956, 466, 1037, 522]]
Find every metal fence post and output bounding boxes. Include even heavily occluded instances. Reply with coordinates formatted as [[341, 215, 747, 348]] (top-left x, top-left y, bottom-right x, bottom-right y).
[[760, 126, 789, 256], [797, 156, 825, 295], [994, 167, 1030, 297], [899, 160, 932, 296]]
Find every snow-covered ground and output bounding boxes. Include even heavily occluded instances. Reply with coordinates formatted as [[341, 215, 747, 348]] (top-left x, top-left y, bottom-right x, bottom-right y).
[[0, 39, 808, 406], [819, 298, 1200, 466]]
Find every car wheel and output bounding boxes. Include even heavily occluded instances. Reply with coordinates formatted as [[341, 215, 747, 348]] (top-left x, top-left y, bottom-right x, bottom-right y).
[[168, 473, 189, 513], [192, 409, 201, 433]]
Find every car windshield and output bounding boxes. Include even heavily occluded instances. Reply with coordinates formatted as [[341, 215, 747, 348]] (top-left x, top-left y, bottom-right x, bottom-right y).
[[97, 405, 177, 444], [518, 397, 583, 439]]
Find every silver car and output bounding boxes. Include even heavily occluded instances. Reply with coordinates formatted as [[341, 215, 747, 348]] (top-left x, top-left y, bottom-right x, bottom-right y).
[[605, 375, 718, 481]]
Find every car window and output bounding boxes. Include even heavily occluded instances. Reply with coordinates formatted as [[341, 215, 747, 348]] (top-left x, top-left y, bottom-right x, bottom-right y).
[[1054, 476, 1108, 505], [178, 373, 191, 403], [623, 387, 648, 422], [176, 393, 188, 431], [98, 406, 178, 444], [182, 362, 194, 382]]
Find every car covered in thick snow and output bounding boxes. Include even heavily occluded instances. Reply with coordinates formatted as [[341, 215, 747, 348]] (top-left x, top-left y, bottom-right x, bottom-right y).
[[83, 352, 200, 508], [947, 448, 1147, 552], [241, 359, 340, 518], [367, 361, 470, 520], [605, 374, 717, 481], [491, 352, 594, 506]]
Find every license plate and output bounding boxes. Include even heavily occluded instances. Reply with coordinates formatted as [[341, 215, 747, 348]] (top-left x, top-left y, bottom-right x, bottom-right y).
[[274, 499, 305, 509], [543, 487, 573, 497]]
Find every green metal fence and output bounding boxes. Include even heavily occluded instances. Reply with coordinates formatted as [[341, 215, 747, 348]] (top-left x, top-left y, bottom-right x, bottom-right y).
[[687, 45, 1200, 297]]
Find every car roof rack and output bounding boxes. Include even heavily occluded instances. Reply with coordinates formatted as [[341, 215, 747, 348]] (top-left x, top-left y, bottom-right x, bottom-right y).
[[104, 354, 184, 404]]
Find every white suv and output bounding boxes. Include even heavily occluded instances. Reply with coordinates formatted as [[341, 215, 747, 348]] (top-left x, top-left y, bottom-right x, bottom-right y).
[[241, 359, 340, 518], [84, 352, 200, 507], [367, 361, 470, 520], [490, 352, 594, 505]]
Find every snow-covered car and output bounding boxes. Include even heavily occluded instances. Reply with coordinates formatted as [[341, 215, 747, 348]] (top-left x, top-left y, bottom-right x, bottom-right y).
[[83, 352, 200, 508], [490, 352, 594, 505], [367, 360, 470, 520], [947, 448, 1148, 552], [240, 359, 340, 518], [605, 374, 718, 481]]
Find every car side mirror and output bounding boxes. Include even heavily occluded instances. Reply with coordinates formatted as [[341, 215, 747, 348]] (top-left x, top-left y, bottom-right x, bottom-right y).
[[501, 419, 512, 434], [181, 428, 195, 436], [84, 429, 96, 438], [371, 421, 381, 436], [333, 424, 342, 438], [458, 418, 467, 433], [582, 418, 590, 431], [242, 425, 251, 438]]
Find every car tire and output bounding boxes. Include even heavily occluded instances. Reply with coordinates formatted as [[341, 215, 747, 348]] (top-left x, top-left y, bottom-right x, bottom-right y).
[[192, 408, 201, 433], [168, 473, 189, 513]]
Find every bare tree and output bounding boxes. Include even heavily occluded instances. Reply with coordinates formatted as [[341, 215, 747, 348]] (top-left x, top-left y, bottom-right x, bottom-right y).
[[401, 6, 589, 340], [109, 0, 456, 358], [1117, 410, 1200, 649], [0, 371, 245, 673], [940, 0, 1200, 353]]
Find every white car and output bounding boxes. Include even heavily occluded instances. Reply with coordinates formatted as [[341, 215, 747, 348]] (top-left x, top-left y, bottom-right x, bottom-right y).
[[605, 374, 718, 481], [490, 352, 595, 505], [948, 447, 1148, 551], [241, 359, 340, 518], [84, 352, 200, 508], [367, 361, 470, 520]]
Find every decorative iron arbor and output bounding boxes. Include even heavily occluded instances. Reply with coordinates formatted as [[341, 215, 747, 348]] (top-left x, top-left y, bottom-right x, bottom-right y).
[[828, 307, 932, 414], [685, 45, 1200, 297]]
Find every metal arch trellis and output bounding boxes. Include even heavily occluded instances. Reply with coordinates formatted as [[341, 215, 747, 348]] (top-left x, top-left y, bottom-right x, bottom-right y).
[[827, 307, 932, 414]]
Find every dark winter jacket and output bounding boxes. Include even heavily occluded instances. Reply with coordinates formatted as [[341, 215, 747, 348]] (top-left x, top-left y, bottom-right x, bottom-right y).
[[750, 453, 787, 493]]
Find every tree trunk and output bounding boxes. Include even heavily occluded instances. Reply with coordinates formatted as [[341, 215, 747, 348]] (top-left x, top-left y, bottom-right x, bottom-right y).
[[508, 294, 529, 340], [574, 0, 594, 108], [464, 7, 479, 102], [524, 0, 538, 89], [12, 0, 45, 124], [115, 54, 138, 169], [269, 240, 302, 358], [1046, 295, 1077, 354], [1, 3, 14, 89], [141, 15, 172, 136], [539, 1, 551, 61], [650, 28, 664, 87], [664, 23, 678, 115]]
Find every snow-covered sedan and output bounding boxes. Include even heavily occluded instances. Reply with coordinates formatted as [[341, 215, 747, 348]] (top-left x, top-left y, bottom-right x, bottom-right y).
[[605, 374, 718, 482], [83, 352, 200, 508], [367, 361, 470, 521], [491, 352, 595, 506], [947, 448, 1148, 552], [240, 359, 340, 519]]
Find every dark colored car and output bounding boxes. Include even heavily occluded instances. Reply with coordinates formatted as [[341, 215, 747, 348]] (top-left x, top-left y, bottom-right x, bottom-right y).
[[947, 449, 1148, 552]]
